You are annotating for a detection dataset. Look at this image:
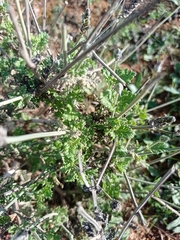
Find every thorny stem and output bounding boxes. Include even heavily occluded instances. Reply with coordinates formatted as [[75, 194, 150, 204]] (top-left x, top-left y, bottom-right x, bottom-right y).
[[117, 164, 177, 239]]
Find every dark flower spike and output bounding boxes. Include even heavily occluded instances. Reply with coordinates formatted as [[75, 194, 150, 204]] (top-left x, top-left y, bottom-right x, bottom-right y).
[[94, 206, 109, 227], [118, 0, 143, 19], [106, 228, 116, 240], [146, 116, 176, 129], [80, 8, 91, 35], [82, 221, 97, 237], [82, 184, 91, 193], [110, 199, 122, 212], [31, 54, 42, 65]]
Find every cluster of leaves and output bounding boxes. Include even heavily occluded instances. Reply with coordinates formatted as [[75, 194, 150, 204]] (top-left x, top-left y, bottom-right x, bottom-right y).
[[0, 1, 180, 239]]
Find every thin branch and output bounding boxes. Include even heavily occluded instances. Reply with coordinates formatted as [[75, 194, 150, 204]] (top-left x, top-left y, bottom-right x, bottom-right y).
[[91, 177, 98, 208], [148, 150, 180, 166], [117, 72, 167, 118], [68, 40, 86, 55], [0, 47, 10, 59], [92, 51, 126, 86], [128, 149, 180, 172], [96, 137, 117, 187], [61, 223, 74, 240], [122, 176, 180, 191], [28, 1, 41, 33], [28, 1, 52, 56], [147, 97, 180, 113], [24, 0, 32, 57], [119, 11, 165, 64], [81, 0, 123, 50], [135, 77, 150, 95], [42, 0, 47, 31], [77, 202, 102, 233], [117, 164, 177, 239], [124, 172, 146, 226], [15, 0, 27, 41], [49, 1, 68, 32], [8, 6, 36, 69], [29, 213, 58, 229], [37, 0, 159, 95], [62, 23, 68, 67], [0, 96, 23, 107], [1, 128, 66, 147], [78, 150, 90, 188], [32, 231, 42, 240], [152, 195, 180, 217]]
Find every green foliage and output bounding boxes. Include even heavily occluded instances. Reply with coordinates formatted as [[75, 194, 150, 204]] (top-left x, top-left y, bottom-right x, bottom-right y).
[[105, 117, 135, 139], [167, 217, 180, 233], [116, 89, 135, 112], [102, 173, 122, 199], [170, 62, 180, 85], [31, 32, 49, 52], [0, 215, 10, 225], [116, 68, 136, 84], [0, 1, 180, 239]]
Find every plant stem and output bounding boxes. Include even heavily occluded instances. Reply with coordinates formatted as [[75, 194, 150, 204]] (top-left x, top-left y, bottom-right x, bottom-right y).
[[15, 0, 27, 41], [42, 0, 47, 31], [96, 137, 117, 187], [4, 131, 66, 146], [147, 97, 180, 113], [152, 195, 180, 217], [117, 164, 177, 239], [124, 172, 146, 226], [117, 72, 167, 118], [0, 96, 23, 106], [92, 51, 126, 86]]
